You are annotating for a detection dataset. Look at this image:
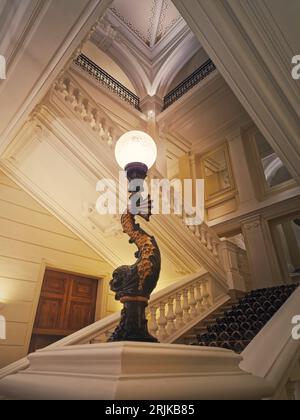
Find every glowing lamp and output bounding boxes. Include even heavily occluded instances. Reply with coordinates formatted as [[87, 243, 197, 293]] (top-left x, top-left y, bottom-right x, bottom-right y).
[[109, 130, 160, 344], [115, 130, 157, 182]]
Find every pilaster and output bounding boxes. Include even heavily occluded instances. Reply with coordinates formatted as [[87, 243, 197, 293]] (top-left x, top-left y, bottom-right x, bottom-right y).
[[242, 216, 281, 288], [226, 127, 256, 206], [219, 239, 247, 292]]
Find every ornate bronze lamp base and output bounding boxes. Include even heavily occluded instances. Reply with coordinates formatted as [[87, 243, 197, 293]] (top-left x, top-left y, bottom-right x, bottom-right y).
[[108, 301, 158, 343], [108, 194, 161, 343]]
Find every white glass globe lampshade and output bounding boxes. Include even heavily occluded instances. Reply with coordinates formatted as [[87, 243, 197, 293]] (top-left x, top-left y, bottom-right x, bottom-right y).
[[115, 130, 157, 170]]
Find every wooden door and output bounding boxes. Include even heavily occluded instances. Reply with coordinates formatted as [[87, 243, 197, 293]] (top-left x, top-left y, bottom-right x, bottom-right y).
[[29, 269, 98, 352]]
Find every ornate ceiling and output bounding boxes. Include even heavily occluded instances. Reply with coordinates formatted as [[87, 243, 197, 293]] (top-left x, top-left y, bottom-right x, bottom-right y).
[[110, 0, 182, 48], [89, 0, 200, 98]]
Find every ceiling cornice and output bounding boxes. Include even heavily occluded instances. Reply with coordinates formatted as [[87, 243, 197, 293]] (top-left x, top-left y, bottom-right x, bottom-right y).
[[91, 13, 200, 97]]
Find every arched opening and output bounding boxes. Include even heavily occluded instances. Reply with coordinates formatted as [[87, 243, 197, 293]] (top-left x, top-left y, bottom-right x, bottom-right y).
[[82, 42, 138, 95]]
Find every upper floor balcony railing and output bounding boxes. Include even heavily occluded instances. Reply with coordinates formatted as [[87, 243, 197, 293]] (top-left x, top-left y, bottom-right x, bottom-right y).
[[74, 54, 141, 111], [74, 54, 216, 113], [163, 59, 216, 110]]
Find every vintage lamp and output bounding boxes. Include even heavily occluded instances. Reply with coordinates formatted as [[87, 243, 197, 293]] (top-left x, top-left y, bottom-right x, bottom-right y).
[[108, 131, 161, 342]]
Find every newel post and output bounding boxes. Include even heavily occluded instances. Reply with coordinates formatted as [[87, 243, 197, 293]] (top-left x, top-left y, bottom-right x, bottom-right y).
[[219, 239, 247, 293]]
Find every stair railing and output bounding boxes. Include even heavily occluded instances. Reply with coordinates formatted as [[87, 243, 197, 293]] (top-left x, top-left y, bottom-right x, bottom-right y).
[[0, 269, 230, 380]]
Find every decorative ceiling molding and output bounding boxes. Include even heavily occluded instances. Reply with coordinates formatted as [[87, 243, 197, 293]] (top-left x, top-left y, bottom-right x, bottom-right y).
[[109, 0, 182, 49], [150, 0, 164, 48], [91, 15, 200, 98], [110, 4, 152, 46], [157, 0, 181, 43]]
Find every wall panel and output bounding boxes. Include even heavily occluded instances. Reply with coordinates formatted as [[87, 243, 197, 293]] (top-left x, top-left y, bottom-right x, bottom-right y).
[[0, 171, 112, 368]]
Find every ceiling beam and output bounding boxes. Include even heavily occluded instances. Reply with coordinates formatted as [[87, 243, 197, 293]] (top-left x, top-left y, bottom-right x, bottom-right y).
[[149, 0, 164, 48]]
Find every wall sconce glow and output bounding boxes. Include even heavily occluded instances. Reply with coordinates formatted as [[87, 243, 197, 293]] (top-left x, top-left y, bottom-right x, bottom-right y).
[[115, 130, 157, 170], [148, 110, 155, 120], [0, 315, 6, 340], [0, 55, 6, 80]]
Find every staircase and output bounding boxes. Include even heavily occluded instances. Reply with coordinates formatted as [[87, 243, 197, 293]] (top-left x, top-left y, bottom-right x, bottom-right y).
[[0, 281, 299, 399], [176, 297, 240, 345], [0, 269, 232, 380], [180, 284, 299, 354]]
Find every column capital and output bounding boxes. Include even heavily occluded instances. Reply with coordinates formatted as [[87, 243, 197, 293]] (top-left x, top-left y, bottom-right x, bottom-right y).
[[241, 216, 262, 232]]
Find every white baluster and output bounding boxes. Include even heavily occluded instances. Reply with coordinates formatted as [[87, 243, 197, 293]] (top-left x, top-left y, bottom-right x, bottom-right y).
[[105, 329, 113, 341], [148, 305, 159, 338], [201, 281, 210, 309], [100, 120, 106, 139], [91, 110, 100, 132], [166, 297, 176, 336], [174, 292, 184, 329], [188, 285, 197, 318], [59, 78, 69, 98], [74, 92, 84, 114], [182, 289, 191, 323], [157, 302, 168, 342], [195, 281, 204, 313], [107, 132, 113, 146], [286, 381, 296, 401], [65, 82, 75, 104], [54, 79, 64, 93], [83, 100, 93, 123], [99, 332, 107, 342], [200, 225, 207, 246], [99, 124, 105, 139], [206, 233, 213, 252], [91, 334, 104, 344], [189, 225, 196, 234], [212, 240, 219, 259]]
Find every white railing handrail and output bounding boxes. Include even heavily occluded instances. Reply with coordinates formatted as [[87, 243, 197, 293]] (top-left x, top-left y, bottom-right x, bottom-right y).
[[149, 267, 208, 304], [43, 269, 212, 348], [240, 286, 300, 398], [0, 269, 228, 380]]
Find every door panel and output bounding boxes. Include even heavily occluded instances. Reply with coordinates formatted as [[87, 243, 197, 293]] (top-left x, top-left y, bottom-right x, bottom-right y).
[[35, 297, 64, 330], [66, 302, 94, 331], [29, 269, 99, 352]]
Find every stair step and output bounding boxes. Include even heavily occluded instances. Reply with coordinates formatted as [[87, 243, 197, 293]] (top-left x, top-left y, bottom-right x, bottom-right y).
[[195, 340, 251, 353], [179, 284, 299, 353]]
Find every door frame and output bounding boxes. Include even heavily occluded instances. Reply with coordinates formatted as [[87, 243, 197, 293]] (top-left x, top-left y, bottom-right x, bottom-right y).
[[25, 259, 108, 354]]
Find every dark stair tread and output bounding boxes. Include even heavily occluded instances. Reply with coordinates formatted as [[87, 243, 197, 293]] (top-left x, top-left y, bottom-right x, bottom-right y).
[[185, 284, 299, 354]]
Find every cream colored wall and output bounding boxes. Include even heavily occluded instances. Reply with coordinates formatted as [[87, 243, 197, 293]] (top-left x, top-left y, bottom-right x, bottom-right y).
[[0, 171, 116, 368]]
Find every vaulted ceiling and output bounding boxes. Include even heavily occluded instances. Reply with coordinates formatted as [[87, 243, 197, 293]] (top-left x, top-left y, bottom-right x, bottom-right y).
[[89, 0, 201, 97], [110, 0, 182, 48]]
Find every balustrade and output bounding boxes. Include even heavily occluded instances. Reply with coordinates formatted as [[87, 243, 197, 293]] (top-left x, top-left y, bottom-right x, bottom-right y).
[[74, 54, 141, 111], [163, 59, 216, 109], [54, 77, 117, 148], [89, 275, 215, 344]]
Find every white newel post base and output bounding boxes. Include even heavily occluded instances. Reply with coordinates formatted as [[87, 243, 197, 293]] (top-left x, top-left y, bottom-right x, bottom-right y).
[[0, 342, 272, 400]]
